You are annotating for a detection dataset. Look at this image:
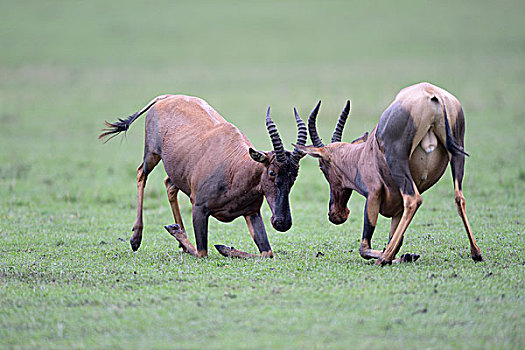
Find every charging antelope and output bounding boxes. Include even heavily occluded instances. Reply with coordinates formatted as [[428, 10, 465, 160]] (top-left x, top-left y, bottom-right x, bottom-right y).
[[296, 82, 483, 265], [99, 95, 307, 258]]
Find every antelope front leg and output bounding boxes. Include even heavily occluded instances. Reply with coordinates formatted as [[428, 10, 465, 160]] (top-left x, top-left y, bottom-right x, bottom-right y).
[[246, 212, 273, 257], [214, 212, 273, 259], [359, 196, 383, 260], [376, 192, 422, 265], [387, 215, 420, 263], [164, 177, 188, 252], [214, 245, 261, 258], [164, 224, 198, 256], [164, 204, 209, 258], [192, 204, 209, 258]]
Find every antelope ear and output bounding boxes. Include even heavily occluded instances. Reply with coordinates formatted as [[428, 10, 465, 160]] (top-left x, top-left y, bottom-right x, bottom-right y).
[[291, 144, 329, 160], [249, 148, 269, 163], [351, 131, 369, 144]]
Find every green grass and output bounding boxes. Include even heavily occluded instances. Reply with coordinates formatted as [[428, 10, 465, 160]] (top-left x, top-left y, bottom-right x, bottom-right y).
[[1, 0, 524, 349]]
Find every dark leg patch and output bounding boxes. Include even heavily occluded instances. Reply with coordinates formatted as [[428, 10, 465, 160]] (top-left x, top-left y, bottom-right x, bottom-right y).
[[354, 169, 368, 197], [249, 213, 272, 253], [192, 204, 210, 254], [362, 202, 375, 242], [376, 102, 417, 196]]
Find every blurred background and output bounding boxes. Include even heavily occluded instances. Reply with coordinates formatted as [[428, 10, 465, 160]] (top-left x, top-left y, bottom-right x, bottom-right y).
[[2, 0, 523, 216]]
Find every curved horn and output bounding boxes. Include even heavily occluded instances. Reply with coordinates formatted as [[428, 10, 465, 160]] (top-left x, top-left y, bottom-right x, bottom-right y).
[[331, 100, 351, 143], [291, 108, 307, 165], [266, 107, 286, 162], [308, 100, 324, 147]]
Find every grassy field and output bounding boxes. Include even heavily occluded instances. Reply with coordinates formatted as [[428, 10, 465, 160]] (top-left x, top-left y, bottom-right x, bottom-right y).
[[1, 1, 524, 349]]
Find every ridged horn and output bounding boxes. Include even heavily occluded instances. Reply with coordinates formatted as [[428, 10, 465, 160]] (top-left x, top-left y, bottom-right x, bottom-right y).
[[266, 107, 286, 162], [331, 100, 351, 143], [308, 100, 324, 147], [291, 108, 307, 165]]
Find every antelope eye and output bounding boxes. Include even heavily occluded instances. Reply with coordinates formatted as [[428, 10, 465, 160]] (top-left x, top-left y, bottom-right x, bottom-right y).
[[269, 170, 276, 177]]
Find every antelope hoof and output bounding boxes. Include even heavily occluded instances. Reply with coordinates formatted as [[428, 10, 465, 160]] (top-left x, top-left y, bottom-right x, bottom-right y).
[[471, 253, 484, 262], [215, 244, 234, 257], [375, 256, 392, 266], [164, 224, 181, 234], [130, 225, 143, 251], [399, 253, 420, 263], [130, 237, 141, 251]]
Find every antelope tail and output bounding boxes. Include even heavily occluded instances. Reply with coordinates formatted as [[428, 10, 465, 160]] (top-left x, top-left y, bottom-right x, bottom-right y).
[[434, 96, 469, 157], [98, 94, 173, 143]]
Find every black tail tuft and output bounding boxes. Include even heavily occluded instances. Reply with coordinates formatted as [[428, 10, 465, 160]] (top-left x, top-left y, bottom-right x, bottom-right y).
[[441, 98, 469, 157], [98, 113, 138, 143], [446, 133, 469, 157]]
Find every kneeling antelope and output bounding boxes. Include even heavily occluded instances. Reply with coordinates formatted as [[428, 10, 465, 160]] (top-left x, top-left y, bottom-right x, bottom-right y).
[[99, 95, 307, 258], [296, 82, 483, 265]]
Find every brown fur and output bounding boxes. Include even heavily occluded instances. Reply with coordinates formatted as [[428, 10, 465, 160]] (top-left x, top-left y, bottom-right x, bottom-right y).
[[298, 83, 483, 264], [150, 96, 264, 218], [101, 95, 306, 258]]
